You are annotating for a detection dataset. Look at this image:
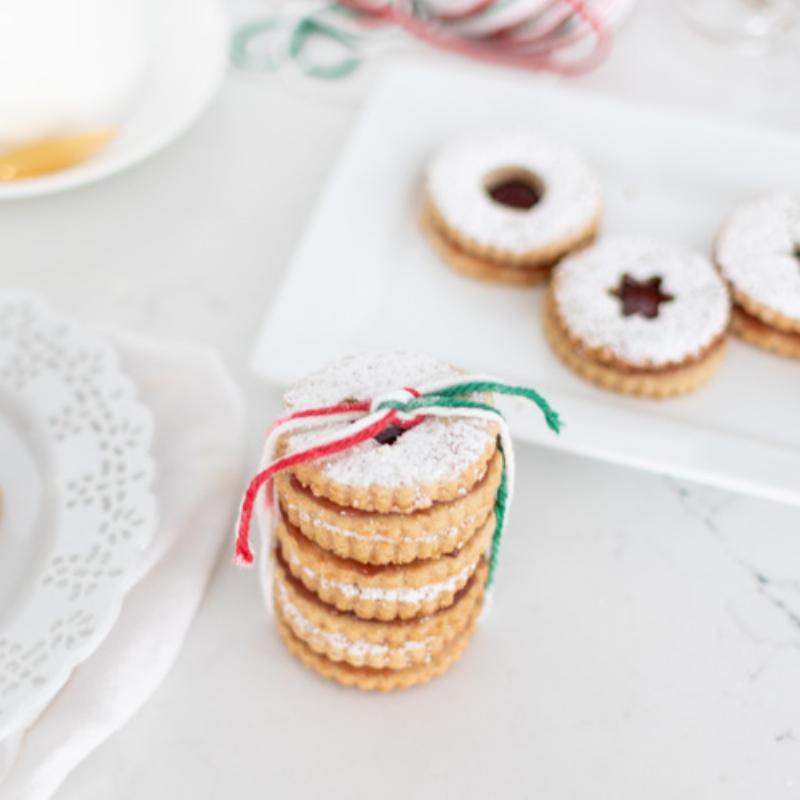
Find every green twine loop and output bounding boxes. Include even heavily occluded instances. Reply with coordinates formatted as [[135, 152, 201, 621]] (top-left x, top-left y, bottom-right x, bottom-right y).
[[231, 19, 287, 72], [288, 17, 362, 80], [377, 380, 561, 591], [377, 381, 561, 434], [232, 15, 362, 79]]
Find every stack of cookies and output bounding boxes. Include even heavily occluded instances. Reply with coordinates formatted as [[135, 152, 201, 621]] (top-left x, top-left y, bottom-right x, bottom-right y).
[[268, 353, 502, 691]]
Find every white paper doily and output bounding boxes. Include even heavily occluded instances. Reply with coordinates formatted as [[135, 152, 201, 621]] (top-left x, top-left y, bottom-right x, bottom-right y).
[[0, 293, 157, 740]]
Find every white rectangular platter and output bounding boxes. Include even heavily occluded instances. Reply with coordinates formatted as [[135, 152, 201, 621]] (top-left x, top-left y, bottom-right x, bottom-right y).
[[252, 61, 800, 507]]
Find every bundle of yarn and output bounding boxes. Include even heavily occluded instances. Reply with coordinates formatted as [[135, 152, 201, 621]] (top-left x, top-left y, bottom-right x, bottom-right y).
[[232, 0, 636, 80]]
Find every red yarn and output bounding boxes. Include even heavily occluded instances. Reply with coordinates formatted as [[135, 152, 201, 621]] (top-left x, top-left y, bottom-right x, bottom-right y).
[[235, 388, 426, 566], [337, 0, 610, 76], [388, 8, 609, 77], [266, 400, 371, 437], [235, 409, 398, 564], [261, 400, 373, 512]]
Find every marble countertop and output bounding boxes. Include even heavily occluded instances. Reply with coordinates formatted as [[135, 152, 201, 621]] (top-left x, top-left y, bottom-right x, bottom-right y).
[[1, 1, 798, 796]]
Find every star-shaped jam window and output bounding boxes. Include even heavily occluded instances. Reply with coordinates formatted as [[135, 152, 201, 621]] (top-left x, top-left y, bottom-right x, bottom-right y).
[[610, 273, 674, 319]]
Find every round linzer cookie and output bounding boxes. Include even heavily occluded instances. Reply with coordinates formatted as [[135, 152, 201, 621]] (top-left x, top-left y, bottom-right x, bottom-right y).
[[275, 510, 495, 621], [715, 192, 800, 359], [273, 553, 487, 670], [422, 130, 601, 285], [275, 449, 502, 565], [544, 236, 731, 398], [281, 353, 499, 513], [275, 601, 480, 692], [234, 352, 562, 690]]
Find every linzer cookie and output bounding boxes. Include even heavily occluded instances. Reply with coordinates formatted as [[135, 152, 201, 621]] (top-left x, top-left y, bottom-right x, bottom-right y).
[[280, 354, 499, 513], [275, 510, 495, 620], [422, 130, 601, 285], [275, 599, 480, 692], [234, 352, 561, 691], [545, 237, 731, 398], [715, 192, 800, 359]]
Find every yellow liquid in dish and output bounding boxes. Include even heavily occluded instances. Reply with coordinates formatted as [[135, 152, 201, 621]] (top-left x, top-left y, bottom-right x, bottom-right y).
[[0, 129, 115, 181]]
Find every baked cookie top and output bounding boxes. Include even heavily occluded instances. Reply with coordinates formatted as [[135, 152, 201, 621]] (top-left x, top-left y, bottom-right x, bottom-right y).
[[552, 236, 730, 368], [715, 192, 800, 324], [282, 352, 498, 511], [426, 129, 601, 256]]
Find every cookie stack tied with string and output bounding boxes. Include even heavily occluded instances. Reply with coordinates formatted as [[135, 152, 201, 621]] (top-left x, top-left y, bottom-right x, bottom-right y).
[[234, 352, 560, 691]]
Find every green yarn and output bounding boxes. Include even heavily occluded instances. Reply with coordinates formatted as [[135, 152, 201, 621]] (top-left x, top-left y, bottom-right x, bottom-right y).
[[378, 380, 560, 591], [487, 451, 508, 589], [231, 19, 287, 72], [378, 381, 561, 434], [433, 381, 562, 433], [288, 17, 361, 80], [231, 14, 361, 79], [378, 395, 500, 417]]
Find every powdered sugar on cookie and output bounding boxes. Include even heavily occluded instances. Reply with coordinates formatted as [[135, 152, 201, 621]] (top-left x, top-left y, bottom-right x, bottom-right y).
[[288, 551, 479, 605], [276, 580, 433, 661], [286, 415, 493, 490], [553, 236, 730, 368], [715, 192, 800, 321], [285, 502, 485, 545], [426, 129, 601, 256], [284, 352, 461, 410], [283, 352, 497, 491]]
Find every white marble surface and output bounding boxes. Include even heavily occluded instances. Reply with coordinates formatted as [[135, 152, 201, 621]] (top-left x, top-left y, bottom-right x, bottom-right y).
[[1, 0, 799, 796]]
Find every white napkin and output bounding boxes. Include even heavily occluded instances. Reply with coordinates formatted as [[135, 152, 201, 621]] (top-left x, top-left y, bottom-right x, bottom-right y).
[[0, 331, 245, 800]]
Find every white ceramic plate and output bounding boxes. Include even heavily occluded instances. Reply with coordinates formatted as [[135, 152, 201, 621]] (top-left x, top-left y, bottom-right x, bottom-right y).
[[252, 61, 800, 508], [0, 294, 157, 740], [0, 0, 227, 200]]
